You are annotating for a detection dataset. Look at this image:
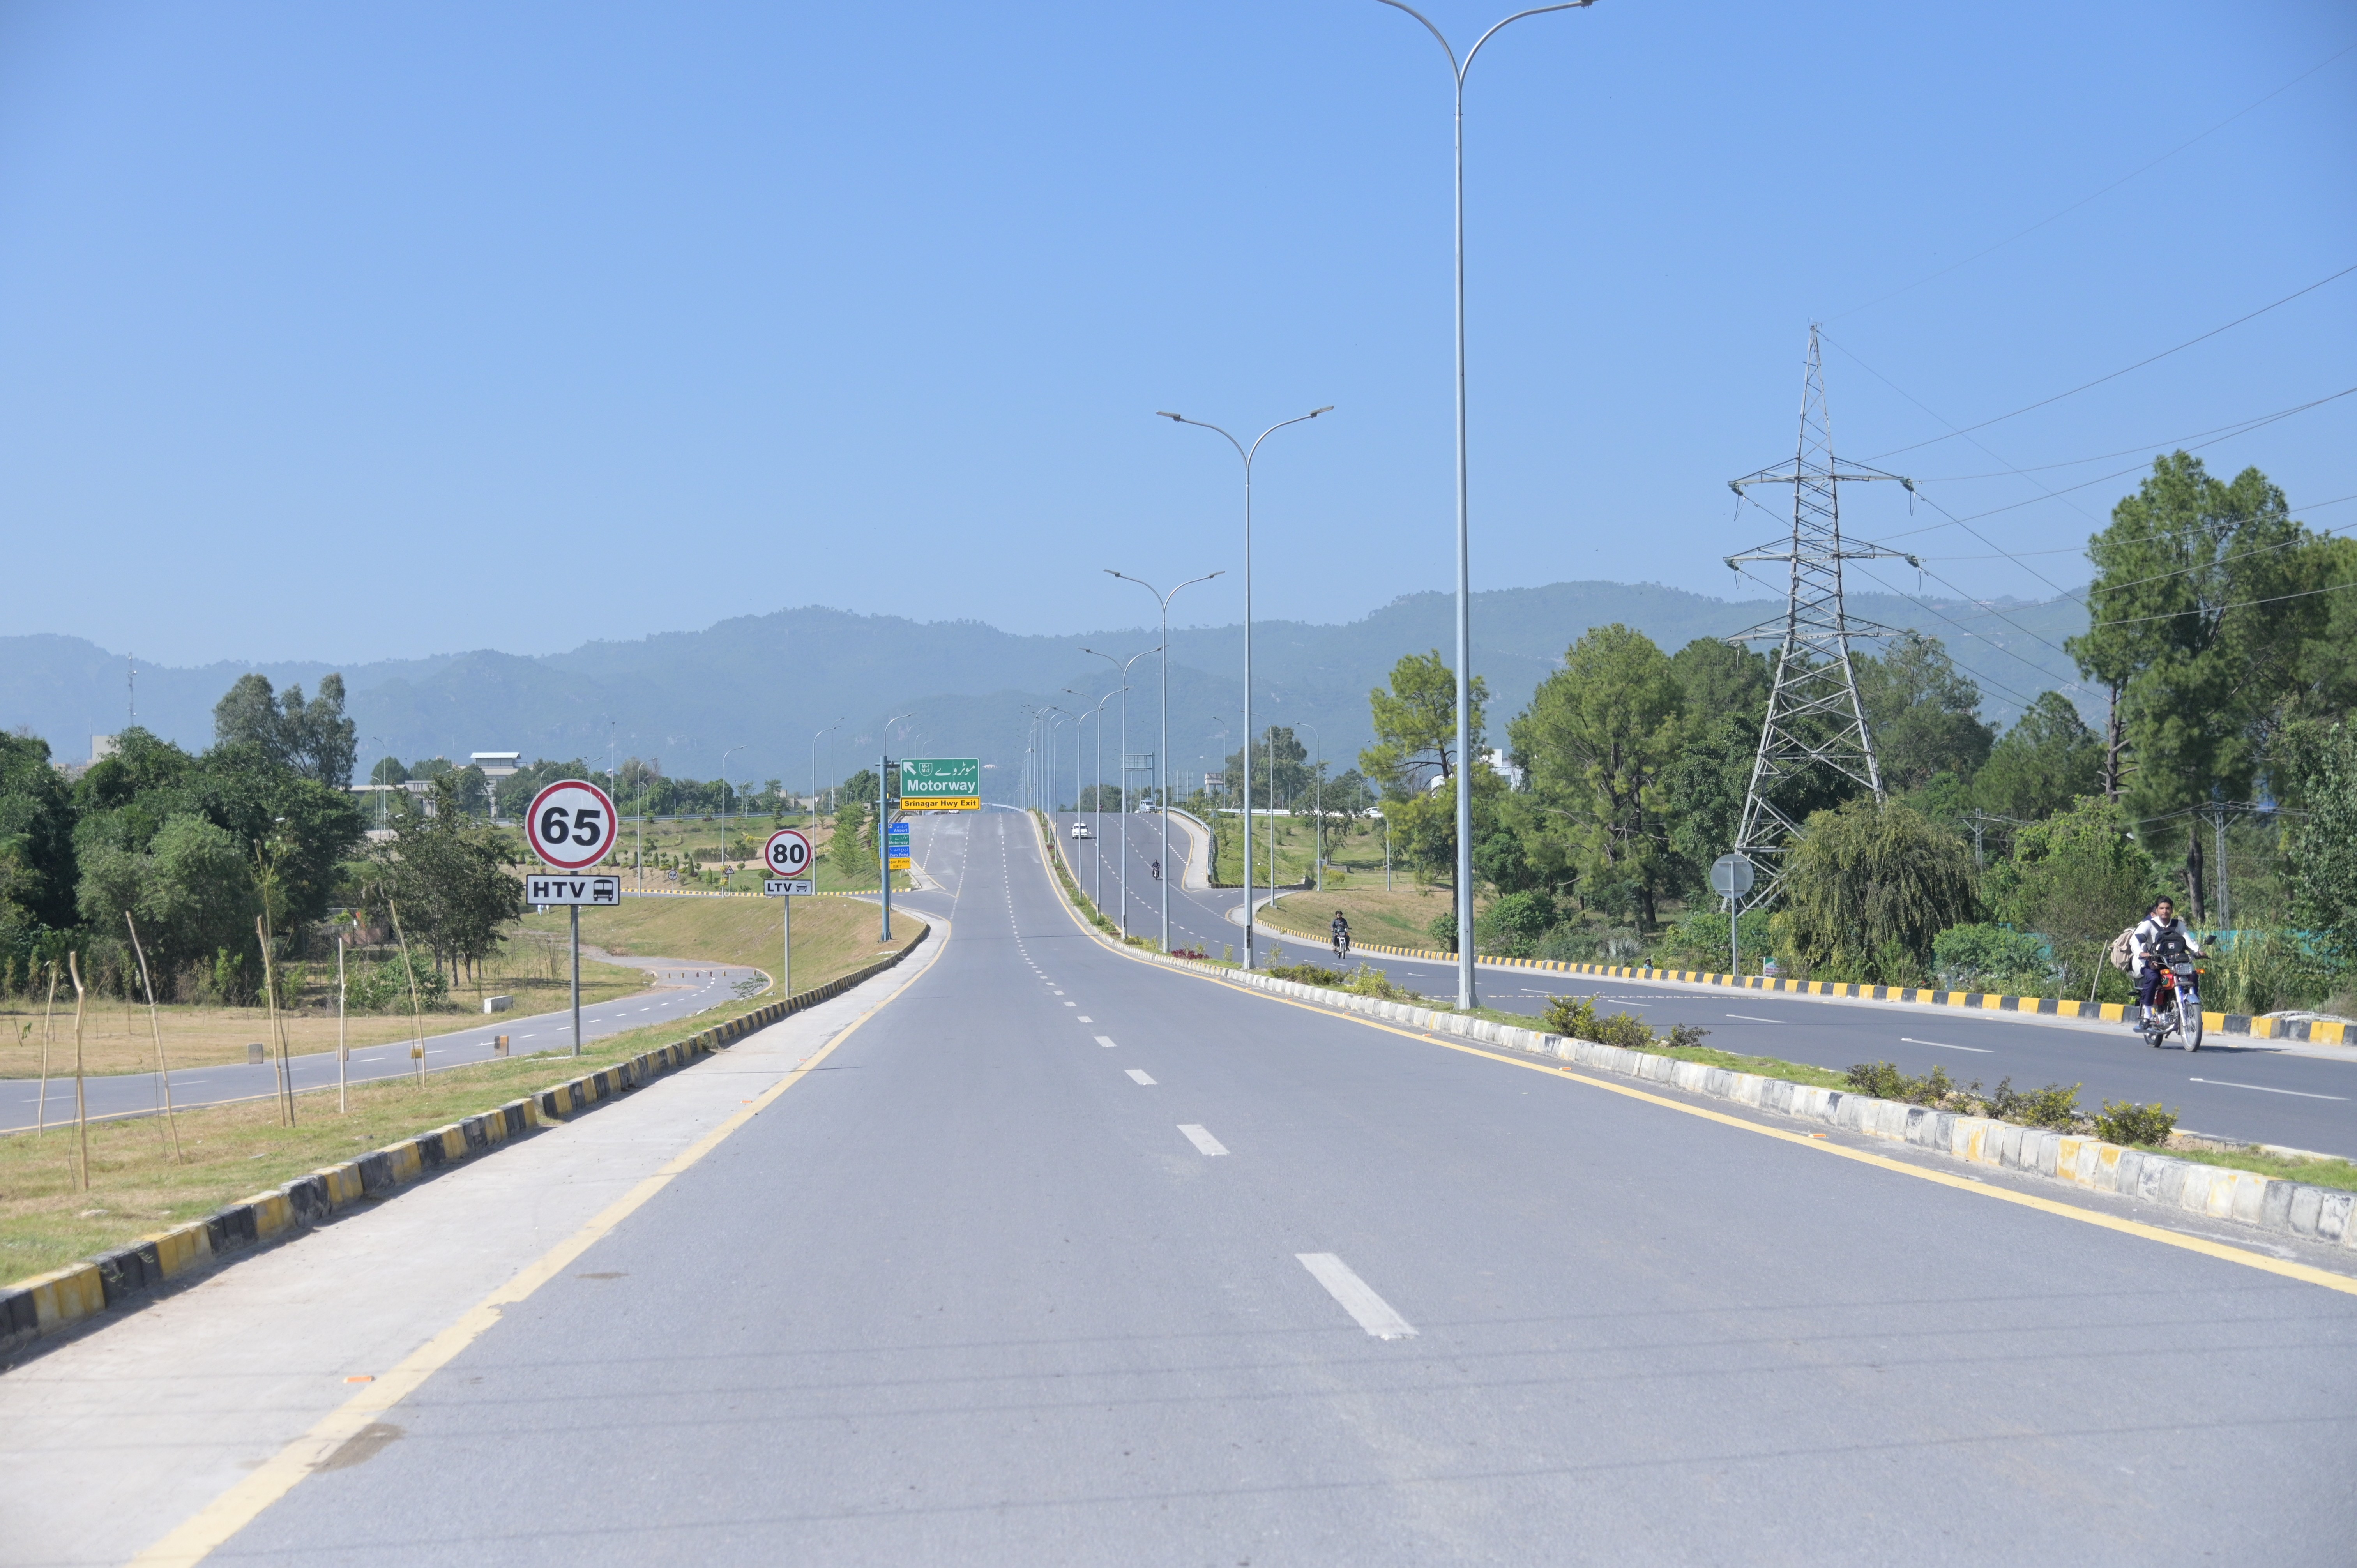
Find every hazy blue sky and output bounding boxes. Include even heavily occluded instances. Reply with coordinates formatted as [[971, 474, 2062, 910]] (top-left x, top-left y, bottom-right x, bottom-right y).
[[3, 0, 2351, 666]]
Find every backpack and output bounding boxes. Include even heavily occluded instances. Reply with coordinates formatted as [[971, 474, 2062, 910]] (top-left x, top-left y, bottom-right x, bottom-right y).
[[2108, 925, 2139, 973]]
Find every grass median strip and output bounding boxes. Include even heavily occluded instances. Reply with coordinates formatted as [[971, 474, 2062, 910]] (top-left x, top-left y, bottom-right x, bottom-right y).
[[0, 1001, 768, 1279]]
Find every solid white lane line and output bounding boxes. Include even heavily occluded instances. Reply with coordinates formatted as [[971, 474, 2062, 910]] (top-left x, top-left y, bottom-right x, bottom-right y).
[[1295, 1253, 1417, 1340], [1901, 1036, 1994, 1053], [1095, 1035, 1118, 1048], [2189, 1077, 2347, 1100], [1726, 1014, 1782, 1023], [1125, 1069, 1156, 1085], [1178, 1124, 1228, 1156]]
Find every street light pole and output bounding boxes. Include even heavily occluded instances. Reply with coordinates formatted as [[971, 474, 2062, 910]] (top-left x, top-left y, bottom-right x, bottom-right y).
[[1085, 645, 1159, 939], [1371, 0, 1593, 1008], [1108, 570, 1224, 954], [811, 718, 842, 825], [1299, 721, 1323, 894], [719, 742, 747, 887], [1158, 407, 1331, 970]]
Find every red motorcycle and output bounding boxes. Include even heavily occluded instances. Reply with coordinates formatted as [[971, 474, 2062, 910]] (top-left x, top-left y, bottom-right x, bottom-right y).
[[2142, 949, 2204, 1052]]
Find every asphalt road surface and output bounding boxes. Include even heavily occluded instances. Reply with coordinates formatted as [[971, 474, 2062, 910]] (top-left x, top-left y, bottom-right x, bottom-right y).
[[170, 803, 2353, 1565], [0, 954, 761, 1133], [1055, 810, 2357, 1158]]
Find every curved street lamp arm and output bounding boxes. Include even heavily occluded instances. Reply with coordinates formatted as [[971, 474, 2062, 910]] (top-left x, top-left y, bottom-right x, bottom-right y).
[[1371, 0, 1459, 72], [1245, 407, 1335, 466], [1464, 3, 1592, 78]]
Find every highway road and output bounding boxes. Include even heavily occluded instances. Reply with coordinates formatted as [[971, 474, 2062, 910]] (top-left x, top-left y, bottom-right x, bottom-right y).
[[0, 954, 761, 1134], [1052, 809, 2357, 1158], [45, 800, 2343, 1565]]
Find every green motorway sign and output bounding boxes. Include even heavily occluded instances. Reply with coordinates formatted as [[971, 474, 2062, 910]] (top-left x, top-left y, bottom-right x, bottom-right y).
[[898, 757, 981, 811]]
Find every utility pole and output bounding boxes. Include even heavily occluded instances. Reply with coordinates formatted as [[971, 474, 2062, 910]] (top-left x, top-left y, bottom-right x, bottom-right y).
[[1725, 326, 1919, 907]]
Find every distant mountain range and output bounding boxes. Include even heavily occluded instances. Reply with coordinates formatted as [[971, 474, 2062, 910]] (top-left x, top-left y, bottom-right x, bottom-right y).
[[0, 583, 2091, 797]]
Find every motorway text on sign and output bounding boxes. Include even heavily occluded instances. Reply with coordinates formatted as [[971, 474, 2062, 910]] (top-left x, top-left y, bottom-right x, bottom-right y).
[[763, 828, 814, 878], [525, 874, 620, 906], [525, 779, 620, 871], [898, 757, 980, 812], [763, 879, 815, 897]]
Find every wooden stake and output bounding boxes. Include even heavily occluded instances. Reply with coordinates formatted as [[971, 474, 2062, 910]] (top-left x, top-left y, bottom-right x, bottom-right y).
[[387, 898, 427, 1086], [68, 951, 89, 1192], [125, 912, 183, 1162], [256, 914, 293, 1127], [36, 960, 57, 1134]]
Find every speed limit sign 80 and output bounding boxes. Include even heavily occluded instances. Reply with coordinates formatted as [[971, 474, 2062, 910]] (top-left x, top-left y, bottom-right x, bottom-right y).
[[763, 828, 813, 878], [525, 779, 620, 871]]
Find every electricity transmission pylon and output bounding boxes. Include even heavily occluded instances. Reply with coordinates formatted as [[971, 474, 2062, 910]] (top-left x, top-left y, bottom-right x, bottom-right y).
[[1723, 325, 1919, 906]]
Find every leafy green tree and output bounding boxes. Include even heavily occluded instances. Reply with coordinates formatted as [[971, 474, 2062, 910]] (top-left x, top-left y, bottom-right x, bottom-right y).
[[365, 777, 524, 980], [2067, 453, 2328, 822], [1361, 650, 1487, 796], [369, 756, 410, 786], [1983, 795, 2157, 994], [0, 729, 80, 936], [1223, 726, 1311, 807], [1512, 624, 1682, 928], [1772, 798, 1980, 984], [211, 672, 358, 786], [1855, 634, 1993, 793], [76, 814, 256, 982], [1973, 692, 2101, 823], [2275, 721, 2357, 969]]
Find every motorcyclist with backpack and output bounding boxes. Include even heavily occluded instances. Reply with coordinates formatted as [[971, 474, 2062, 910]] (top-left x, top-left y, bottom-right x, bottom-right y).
[[2129, 897, 2202, 1029]]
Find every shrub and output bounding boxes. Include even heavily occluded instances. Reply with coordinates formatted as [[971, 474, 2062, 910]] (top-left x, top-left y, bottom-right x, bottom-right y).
[[1537, 926, 1599, 964], [345, 949, 449, 1013], [1267, 960, 1348, 987], [1541, 992, 1653, 1048], [1476, 890, 1555, 957], [1662, 1022, 1712, 1049], [2202, 929, 2334, 1017], [1845, 1061, 1958, 1106], [2092, 1100, 2178, 1146], [1653, 908, 1774, 970], [1987, 1077, 2081, 1130], [1343, 966, 1422, 1003], [1931, 922, 2053, 993], [1427, 911, 1458, 953]]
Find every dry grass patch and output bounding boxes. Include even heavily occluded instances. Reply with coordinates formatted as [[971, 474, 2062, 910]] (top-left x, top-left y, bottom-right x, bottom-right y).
[[1261, 886, 1458, 952], [525, 891, 912, 979], [0, 950, 649, 1079]]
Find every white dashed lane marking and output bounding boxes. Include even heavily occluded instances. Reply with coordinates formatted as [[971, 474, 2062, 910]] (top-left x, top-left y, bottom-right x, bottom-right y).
[[1296, 1253, 1417, 1340], [1095, 1035, 1118, 1048], [1178, 1124, 1228, 1156], [1125, 1069, 1156, 1086]]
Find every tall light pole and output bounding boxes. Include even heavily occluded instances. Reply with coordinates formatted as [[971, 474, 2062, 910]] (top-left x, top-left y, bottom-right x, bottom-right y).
[[1158, 407, 1331, 970], [1371, 0, 1594, 1008], [719, 742, 747, 885], [1299, 721, 1323, 895], [1108, 569, 1224, 954], [1085, 645, 1160, 938], [811, 718, 842, 823]]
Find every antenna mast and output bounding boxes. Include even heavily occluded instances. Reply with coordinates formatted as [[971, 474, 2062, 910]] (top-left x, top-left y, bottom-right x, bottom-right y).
[[1723, 326, 1919, 906]]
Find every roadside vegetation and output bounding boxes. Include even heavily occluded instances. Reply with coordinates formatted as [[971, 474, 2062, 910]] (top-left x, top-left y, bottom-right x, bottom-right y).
[[1169, 456, 2357, 1031]]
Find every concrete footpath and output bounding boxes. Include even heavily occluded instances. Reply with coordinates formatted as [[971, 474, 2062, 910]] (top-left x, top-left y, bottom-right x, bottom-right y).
[[0, 930, 948, 1568]]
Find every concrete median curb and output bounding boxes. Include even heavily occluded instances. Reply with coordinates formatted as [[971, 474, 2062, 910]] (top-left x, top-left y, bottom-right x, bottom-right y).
[[1299, 929, 2353, 1046], [1021, 818, 2355, 1259], [0, 923, 929, 1360]]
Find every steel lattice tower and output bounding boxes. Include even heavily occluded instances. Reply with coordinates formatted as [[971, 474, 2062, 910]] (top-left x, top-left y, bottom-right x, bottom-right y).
[[1723, 326, 1918, 905]]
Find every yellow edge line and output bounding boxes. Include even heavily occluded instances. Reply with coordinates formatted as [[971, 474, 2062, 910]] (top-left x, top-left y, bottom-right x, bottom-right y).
[[1024, 823, 2357, 1301], [128, 917, 953, 1568]]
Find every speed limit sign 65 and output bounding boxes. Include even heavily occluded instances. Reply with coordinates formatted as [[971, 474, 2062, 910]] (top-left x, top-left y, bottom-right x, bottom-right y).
[[525, 779, 619, 871], [763, 828, 813, 878]]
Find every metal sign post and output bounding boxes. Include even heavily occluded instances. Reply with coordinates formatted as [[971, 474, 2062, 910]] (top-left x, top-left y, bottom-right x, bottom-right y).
[[762, 829, 814, 998], [1710, 853, 1756, 980], [525, 780, 620, 1057]]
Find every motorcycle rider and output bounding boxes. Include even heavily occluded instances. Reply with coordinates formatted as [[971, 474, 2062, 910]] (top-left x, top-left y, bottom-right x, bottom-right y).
[[1330, 911, 1351, 957], [2131, 896, 2203, 1029]]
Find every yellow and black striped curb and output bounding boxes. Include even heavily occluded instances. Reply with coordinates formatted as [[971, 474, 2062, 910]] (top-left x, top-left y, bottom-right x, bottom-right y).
[[1290, 935, 2354, 1047], [0, 924, 929, 1359], [1025, 830, 2357, 1257]]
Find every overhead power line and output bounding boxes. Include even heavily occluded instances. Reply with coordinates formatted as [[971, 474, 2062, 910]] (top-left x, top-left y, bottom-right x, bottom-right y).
[[1907, 387, 2357, 482], [1862, 260, 2357, 461]]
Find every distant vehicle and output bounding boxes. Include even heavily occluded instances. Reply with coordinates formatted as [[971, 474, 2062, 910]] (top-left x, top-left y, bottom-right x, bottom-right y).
[[1136, 801, 1158, 813], [1070, 822, 1092, 839]]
